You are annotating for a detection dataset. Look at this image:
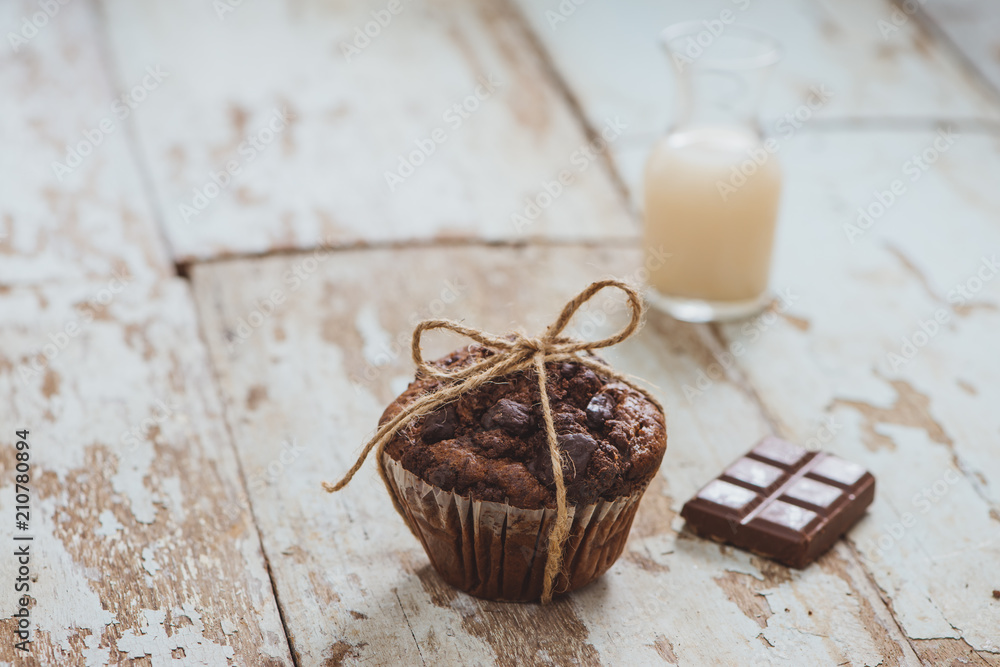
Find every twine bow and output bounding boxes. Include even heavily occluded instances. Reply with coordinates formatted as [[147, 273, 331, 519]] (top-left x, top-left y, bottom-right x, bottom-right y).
[[323, 279, 661, 603]]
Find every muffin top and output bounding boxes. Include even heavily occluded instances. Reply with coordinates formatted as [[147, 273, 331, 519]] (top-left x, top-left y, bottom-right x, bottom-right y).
[[381, 345, 666, 509]]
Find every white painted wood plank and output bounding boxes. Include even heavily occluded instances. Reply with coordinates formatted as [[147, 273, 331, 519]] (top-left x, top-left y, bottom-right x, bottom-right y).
[[191, 244, 917, 666], [98, 0, 634, 263], [923, 0, 1000, 99], [0, 0, 171, 286], [0, 278, 292, 665], [510, 0, 1000, 199], [712, 130, 1000, 662]]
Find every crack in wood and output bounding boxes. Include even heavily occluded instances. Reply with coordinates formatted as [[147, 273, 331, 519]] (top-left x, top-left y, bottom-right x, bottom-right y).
[[406, 557, 601, 666], [832, 378, 953, 452], [393, 589, 427, 667], [884, 243, 998, 317]]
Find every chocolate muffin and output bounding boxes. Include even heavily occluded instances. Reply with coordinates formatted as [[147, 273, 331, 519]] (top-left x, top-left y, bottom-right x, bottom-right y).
[[380, 344, 666, 601]]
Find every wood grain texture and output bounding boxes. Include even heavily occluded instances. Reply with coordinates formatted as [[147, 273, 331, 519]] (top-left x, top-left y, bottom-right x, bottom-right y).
[[97, 0, 635, 263], [0, 279, 292, 666], [191, 244, 918, 666], [509, 0, 1000, 200], [711, 130, 1000, 662], [0, 0, 171, 287]]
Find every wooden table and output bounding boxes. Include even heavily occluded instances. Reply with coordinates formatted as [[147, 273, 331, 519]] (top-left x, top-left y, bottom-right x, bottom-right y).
[[2, 0, 999, 664]]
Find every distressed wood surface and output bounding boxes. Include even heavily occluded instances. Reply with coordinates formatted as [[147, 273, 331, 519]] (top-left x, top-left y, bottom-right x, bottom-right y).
[[921, 0, 1000, 100], [0, 279, 293, 666], [510, 0, 1000, 201], [7, 0, 1000, 664], [711, 130, 1000, 665], [97, 0, 634, 264], [191, 245, 921, 666], [0, 0, 171, 287]]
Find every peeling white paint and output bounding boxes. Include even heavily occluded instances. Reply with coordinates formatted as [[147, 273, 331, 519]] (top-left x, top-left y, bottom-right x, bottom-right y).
[[159, 476, 187, 523], [220, 618, 238, 636], [83, 630, 110, 667], [117, 606, 235, 666], [111, 437, 158, 525], [142, 547, 161, 577], [0, 0, 170, 287], [95, 510, 124, 537], [355, 303, 394, 368], [761, 572, 886, 667], [0, 279, 293, 663]]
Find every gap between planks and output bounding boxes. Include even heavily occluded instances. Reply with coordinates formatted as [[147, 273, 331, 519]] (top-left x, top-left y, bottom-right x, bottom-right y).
[[183, 274, 302, 666], [90, 0, 181, 270], [902, 0, 1000, 112], [87, 4, 303, 658], [498, 0, 635, 211], [173, 236, 642, 276]]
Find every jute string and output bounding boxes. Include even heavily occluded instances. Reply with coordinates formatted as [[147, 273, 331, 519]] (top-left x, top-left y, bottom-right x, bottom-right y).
[[323, 279, 662, 603]]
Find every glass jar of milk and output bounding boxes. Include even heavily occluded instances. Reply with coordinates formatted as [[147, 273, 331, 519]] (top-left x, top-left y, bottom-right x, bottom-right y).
[[644, 23, 783, 322]]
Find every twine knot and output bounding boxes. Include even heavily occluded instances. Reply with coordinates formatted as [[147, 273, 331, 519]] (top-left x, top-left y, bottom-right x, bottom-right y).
[[323, 279, 661, 603], [514, 334, 545, 353]]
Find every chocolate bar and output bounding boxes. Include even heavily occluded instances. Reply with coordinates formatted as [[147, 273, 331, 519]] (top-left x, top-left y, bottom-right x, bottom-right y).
[[680, 437, 875, 568]]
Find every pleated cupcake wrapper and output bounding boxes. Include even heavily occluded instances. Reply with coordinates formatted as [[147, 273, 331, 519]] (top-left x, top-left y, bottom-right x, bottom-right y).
[[383, 455, 647, 602]]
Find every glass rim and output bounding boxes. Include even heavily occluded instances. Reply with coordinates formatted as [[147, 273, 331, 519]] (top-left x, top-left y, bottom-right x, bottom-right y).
[[659, 21, 783, 70]]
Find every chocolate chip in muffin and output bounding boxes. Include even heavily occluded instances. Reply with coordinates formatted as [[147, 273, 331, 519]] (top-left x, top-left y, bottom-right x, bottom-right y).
[[585, 392, 615, 428], [481, 398, 534, 435], [559, 433, 598, 478], [425, 465, 457, 488], [422, 405, 457, 444], [528, 433, 598, 482]]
